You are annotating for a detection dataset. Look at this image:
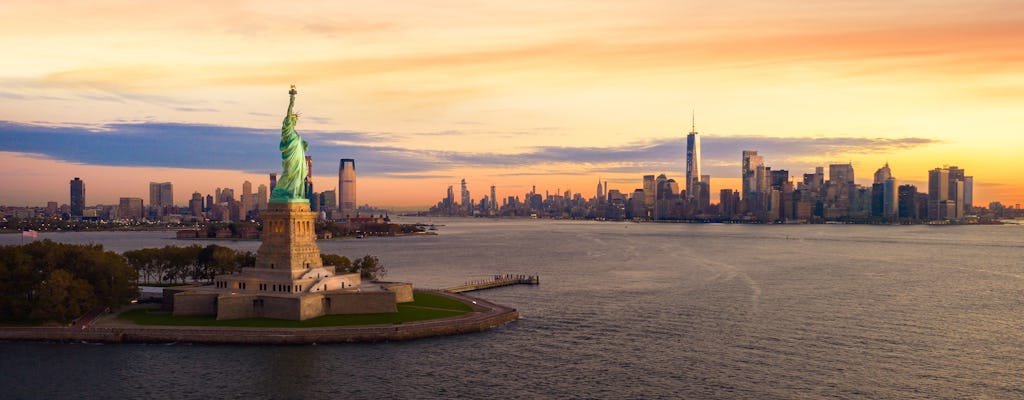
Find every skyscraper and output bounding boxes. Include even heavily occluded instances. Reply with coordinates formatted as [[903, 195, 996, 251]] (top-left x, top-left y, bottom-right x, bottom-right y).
[[460, 179, 471, 213], [829, 164, 855, 185], [189, 192, 203, 217], [642, 175, 656, 211], [685, 118, 701, 199], [149, 182, 174, 208], [490, 185, 497, 212], [69, 177, 85, 218], [928, 167, 949, 220], [257, 184, 269, 211], [741, 150, 763, 212], [445, 185, 455, 214], [269, 173, 277, 192], [883, 177, 898, 218], [963, 176, 974, 212], [338, 159, 356, 218], [873, 163, 892, 184], [241, 180, 254, 214], [947, 166, 965, 219], [118, 197, 144, 220]]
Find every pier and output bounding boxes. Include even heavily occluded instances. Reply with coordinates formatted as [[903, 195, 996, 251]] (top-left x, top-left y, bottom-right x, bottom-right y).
[[444, 274, 540, 293]]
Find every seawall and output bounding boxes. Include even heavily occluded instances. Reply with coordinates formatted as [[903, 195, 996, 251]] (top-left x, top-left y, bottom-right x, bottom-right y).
[[0, 293, 518, 344]]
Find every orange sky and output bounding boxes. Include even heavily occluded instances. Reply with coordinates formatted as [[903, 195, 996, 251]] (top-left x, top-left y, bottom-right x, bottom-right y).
[[1, 1, 1022, 209]]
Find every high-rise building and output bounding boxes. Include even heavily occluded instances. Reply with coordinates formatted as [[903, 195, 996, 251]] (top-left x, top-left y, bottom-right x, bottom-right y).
[[643, 175, 656, 211], [490, 185, 497, 212], [898, 184, 919, 220], [257, 184, 269, 211], [445, 185, 455, 214], [928, 167, 950, 220], [685, 120, 701, 199], [719, 189, 736, 218], [741, 150, 763, 207], [269, 173, 277, 192], [241, 181, 254, 214], [149, 182, 173, 208], [947, 166, 965, 219], [460, 179, 471, 213], [829, 164, 855, 185], [189, 192, 204, 217], [321, 189, 337, 214], [69, 177, 85, 218], [338, 159, 356, 218], [883, 177, 898, 218], [596, 180, 604, 203], [118, 197, 144, 220], [964, 176, 974, 212], [874, 163, 892, 184]]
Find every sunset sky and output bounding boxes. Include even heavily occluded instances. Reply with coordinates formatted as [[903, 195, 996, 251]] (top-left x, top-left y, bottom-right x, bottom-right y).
[[2, 0, 1022, 209]]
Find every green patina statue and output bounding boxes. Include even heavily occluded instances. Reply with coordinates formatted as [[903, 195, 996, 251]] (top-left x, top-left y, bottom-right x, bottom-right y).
[[270, 85, 309, 203]]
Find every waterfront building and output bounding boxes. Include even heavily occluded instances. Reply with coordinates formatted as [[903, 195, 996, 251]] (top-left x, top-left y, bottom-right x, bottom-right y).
[[883, 177, 898, 218], [719, 189, 736, 218], [741, 150, 764, 213], [257, 184, 269, 211], [189, 192, 203, 217], [241, 181, 254, 215], [69, 177, 85, 218], [964, 176, 974, 212], [149, 182, 174, 208], [444, 185, 455, 215], [460, 179, 471, 214], [338, 159, 356, 219], [643, 175, 656, 213], [874, 163, 892, 184], [490, 185, 497, 212], [898, 184, 918, 220], [947, 166, 966, 219], [118, 197, 144, 220], [928, 167, 950, 220], [685, 123, 701, 199]]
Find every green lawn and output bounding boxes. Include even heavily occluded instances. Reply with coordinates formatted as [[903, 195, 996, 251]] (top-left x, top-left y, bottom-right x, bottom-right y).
[[118, 293, 473, 328]]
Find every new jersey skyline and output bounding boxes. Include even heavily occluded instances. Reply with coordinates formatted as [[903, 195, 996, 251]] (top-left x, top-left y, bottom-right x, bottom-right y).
[[1, 1, 1022, 208]]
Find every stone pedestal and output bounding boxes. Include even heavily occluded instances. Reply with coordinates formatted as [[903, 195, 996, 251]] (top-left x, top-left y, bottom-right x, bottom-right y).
[[255, 202, 324, 280]]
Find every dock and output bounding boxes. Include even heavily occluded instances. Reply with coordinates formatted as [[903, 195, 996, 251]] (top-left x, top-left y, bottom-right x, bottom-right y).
[[444, 274, 540, 293]]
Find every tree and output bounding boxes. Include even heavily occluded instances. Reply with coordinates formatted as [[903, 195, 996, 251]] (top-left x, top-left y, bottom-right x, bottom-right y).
[[30, 269, 96, 323], [198, 244, 240, 281], [0, 240, 134, 323], [352, 255, 387, 281], [321, 253, 351, 271]]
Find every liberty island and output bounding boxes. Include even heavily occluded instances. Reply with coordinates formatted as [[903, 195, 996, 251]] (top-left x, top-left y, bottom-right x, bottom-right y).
[[0, 87, 519, 342]]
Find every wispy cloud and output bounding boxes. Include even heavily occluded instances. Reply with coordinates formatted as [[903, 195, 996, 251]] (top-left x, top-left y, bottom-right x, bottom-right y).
[[0, 120, 940, 179]]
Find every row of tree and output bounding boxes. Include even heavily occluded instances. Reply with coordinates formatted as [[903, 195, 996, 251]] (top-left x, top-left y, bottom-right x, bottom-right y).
[[0, 240, 137, 323], [122, 246, 386, 284], [123, 245, 255, 284], [0, 241, 386, 324]]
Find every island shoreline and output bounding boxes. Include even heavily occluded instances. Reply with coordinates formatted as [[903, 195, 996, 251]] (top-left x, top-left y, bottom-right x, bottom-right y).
[[0, 292, 518, 344]]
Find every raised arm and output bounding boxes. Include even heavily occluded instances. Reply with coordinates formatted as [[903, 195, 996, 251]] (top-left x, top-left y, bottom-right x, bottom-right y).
[[287, 85, 297, 116]]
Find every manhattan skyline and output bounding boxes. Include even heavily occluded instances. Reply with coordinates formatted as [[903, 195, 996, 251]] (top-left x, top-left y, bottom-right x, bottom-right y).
[[2, 1, 1022, 208]]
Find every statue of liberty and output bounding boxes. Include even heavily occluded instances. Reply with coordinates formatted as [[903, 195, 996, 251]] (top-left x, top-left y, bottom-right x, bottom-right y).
[[270, 85, 309, 203]]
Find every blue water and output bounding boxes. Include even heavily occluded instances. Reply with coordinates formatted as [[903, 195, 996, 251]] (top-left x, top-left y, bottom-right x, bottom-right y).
[[2, 219, 1022, 399]]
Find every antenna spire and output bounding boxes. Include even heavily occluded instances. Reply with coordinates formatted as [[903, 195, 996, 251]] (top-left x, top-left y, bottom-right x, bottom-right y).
[[691, 110, 695, 133]]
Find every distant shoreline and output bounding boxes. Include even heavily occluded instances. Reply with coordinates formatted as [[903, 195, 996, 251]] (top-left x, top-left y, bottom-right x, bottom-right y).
[[0, 292, 518, 344]]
